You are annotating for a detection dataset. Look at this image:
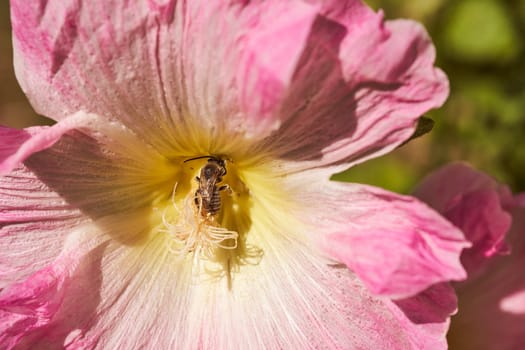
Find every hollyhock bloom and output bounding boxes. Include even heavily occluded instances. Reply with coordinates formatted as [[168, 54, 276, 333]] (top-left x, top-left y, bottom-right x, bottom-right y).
[[413, 162, 514, 278], [413, 163, 524, 349], [1, 0, 468, 348]]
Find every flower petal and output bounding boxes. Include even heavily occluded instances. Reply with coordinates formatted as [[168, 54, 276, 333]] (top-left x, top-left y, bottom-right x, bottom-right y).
[[0, 165, 84, 289], [292, 174, 468, 298], [11, 0, 318, 147], [0, 117, 81, 174], [515, 192, 525, 206], [1, 112, 175, 287], [1, 215, 455, 349], [0, 235, 106, 350], [0, 198, 171, 349], [266, 0, 448, 172], [388, 282, 457, 350], [1, 151, 458, 348], [413, 162, 513, 277], [447, 205, 525, 350], [17, 114, 175, 218]]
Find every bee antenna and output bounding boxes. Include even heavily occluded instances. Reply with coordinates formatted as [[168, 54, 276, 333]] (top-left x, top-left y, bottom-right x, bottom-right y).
[[183, 155, 233, 164], [183, 156, 210, 163], [184, 155, 216, 163]]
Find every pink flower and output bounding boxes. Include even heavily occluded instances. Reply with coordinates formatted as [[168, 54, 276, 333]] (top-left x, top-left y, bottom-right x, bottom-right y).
[[1, 1, 466, 348], [414, 163, 524, 349], [414, 162, 514, 279]]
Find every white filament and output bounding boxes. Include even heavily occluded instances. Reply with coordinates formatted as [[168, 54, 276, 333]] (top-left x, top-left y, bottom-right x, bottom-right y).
[[159, 184, 239, 261]]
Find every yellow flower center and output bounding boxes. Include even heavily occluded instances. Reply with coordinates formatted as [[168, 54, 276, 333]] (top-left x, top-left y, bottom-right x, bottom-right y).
[[152, 151, 278, 282]]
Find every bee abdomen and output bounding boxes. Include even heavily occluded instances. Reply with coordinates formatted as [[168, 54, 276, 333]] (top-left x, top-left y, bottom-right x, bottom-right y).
[[207, 189, 222, 216], [195, 189, 222, 217]]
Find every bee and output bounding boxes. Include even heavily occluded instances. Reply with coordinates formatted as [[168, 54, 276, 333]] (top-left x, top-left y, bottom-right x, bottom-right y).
[[184, 156, 230, 218]]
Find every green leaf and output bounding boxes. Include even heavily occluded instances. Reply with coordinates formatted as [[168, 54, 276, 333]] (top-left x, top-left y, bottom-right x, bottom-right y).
[[399, 116, 434, 147]]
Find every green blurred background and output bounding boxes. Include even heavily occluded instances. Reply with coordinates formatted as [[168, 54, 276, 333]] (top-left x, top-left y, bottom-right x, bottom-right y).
[[1, 0, 524, 193]]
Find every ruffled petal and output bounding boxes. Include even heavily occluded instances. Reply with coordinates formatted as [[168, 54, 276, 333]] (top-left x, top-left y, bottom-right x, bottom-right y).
[[0, 112, 176, 288], [448, 205, 525, 350], [11, 0, 319, 148], [0, 233, 106, 350], [265, 0, 448, 171], [388, 282, 457, 350], [414, 165, 524, 349], [2, 140, 459, 349], [290, 172, 468, 298], [1, 211, 455, 349], [413, 162, 513, 277], [0, 114, 85, 174]]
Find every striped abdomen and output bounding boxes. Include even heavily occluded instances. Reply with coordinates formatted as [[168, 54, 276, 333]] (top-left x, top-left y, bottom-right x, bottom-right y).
[[195, 187, 222, 217]]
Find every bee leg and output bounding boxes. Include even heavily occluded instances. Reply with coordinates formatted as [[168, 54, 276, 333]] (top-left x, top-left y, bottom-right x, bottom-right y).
[[218, 185, 233, 195], [194, 192, 204, 215], [195, 176, 200, 182], [194, 189, 200, 205]]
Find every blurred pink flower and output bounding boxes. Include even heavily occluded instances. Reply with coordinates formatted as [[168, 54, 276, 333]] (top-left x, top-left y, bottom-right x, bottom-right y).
[[1, 1, 466, 348], [414, 162, 514, 278], [414, 163, 524, 349]]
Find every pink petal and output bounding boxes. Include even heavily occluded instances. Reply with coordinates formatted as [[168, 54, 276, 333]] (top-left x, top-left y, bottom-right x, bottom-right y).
[[414, 165, 524, 349], [388, 282, 458, 349], [0, 165, 83, 289], [500, 290, 525, 314], [1, 154, 458, 348], [413, 162, 513, 277], [514, 191, 525, 206], [0, 119, 79, 175], [0, 239, 105, 350], [1, 205, 173, 349], [268, 0, 448, 170], [300, 177, 468, 298], [413, 162, 514, 213], [11, 0, 318, 145], [448, 205, 525, 350], [1, 113, 175, 288], [233, 1, 319, 136], [1, 220, 454, 349], [0, 112, 185, 348]]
